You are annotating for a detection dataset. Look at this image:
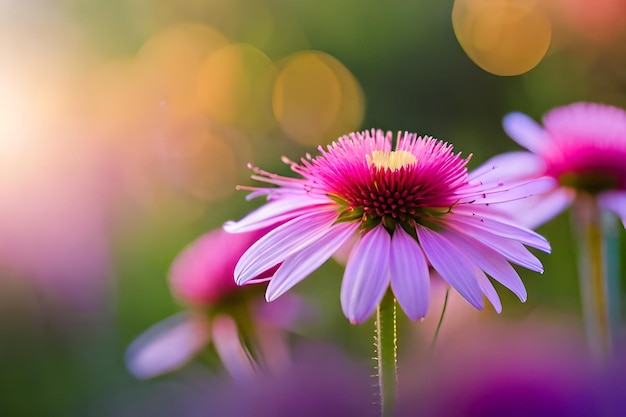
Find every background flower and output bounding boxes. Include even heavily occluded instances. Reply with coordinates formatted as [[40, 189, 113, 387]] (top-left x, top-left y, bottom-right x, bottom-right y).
[[126, 228, 307, 380], [476, 102, 626, 228], [204, 344, 375, 417], [398, 318, 625, 417]]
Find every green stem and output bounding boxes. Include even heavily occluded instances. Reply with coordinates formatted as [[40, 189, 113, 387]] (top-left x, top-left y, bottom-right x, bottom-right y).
[[375, 290, 397, 417], [571, 194, 618, 360], [429, 287, 450, 355]]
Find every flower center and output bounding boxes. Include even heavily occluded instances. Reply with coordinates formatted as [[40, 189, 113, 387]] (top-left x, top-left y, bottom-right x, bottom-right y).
[[317, 133, 469, 233], [366, 150, 417, 171], [332, 149, 460, 231], [558, 171, 620, 194], [546, 144, 626, 194]]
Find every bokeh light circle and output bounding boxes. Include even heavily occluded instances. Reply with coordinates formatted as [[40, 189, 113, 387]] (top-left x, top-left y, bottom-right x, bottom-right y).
[[452, 0, 552, 76], [272, 51, 365, 146], [136, 23, 229, 118], [196, 43, 276, 133], [86, 59, 154, 142]]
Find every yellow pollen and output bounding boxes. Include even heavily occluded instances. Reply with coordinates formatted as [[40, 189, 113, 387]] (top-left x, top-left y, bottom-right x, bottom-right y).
[[367, 150, 417, 171]]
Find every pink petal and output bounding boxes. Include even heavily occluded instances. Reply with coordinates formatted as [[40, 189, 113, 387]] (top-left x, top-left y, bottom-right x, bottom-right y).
[[490, 187, 575, 229], [446, 217, 544, 273], [223, 197, 330, 233], [235, 210, 337, 285], [341, 225, 391, 324], [474, 267, 502, 313], [599, 191, 626, 228], [255, 294, 312, 330], [416, 225, 484, 310], [442, 229, 527, 302], [468, 151, 545, 183], [168, 228, 259, 305], [389, 226, 430, 320], [503, 112, 550, 154], [332, 232, 359, 265], [211, 315, 256, 380], [266, 221, 359, 301], [242, 276, 273, 285], [543, 102, 626, 147], [125, 313, 210, 379], [450, 207, 551, 252]]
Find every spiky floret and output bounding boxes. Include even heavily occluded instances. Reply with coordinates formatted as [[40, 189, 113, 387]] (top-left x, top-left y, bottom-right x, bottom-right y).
[[304, 132, 469, 227]]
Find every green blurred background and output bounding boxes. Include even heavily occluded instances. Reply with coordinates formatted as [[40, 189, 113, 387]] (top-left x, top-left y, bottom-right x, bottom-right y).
[[1, 0, 625, 415]]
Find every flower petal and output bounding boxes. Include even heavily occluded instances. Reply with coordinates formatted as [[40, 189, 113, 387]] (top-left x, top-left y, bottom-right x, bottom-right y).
[[474, 267, 502, 313], [542, 102, 626, 146], [468, 151, 545, 183], [341, 225, 391, 324], [450, 207, 551, 252], [211, 315, 256, 380], [442, 228, 527, 302], [235, 210, 337, 285], [168, 228, 261, 304], [416, 225, 484, 310], [503, 112, 550, 154], [266, 221, 359, 301], [599, 191, 626, 228], [125, 313, 210, 380], [224, 198, 330, 233], [446, 217, 544, 273], [255, 294, 312, 330], [389, 226, 430, 320]]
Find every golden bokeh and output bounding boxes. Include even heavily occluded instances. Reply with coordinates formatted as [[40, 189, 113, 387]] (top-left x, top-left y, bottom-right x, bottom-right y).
[[85, 58, 155, 142], [135, 23, 229, 119], [452, 0, 552, 76], [272, 51, 365, 146], [196, 43, 276, 133]]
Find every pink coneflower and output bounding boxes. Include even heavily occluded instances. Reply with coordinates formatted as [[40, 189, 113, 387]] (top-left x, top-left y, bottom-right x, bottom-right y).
[[168, 228, 273, 305], [482, 102, 626, 228], [486, 102, 626, 359], [125, 228, 303, 380], [225, 130, 552, 324]]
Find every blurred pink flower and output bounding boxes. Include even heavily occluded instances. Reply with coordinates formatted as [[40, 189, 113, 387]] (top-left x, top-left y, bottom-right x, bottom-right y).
[[204, 344, 375, 417], [398, 319, 604, 417], [126, 228, 305, 380], [226, 129, 552, 324], [0, 139, 116, 311], [478, 102, 626, 228], [169, 227, 272, 305]]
